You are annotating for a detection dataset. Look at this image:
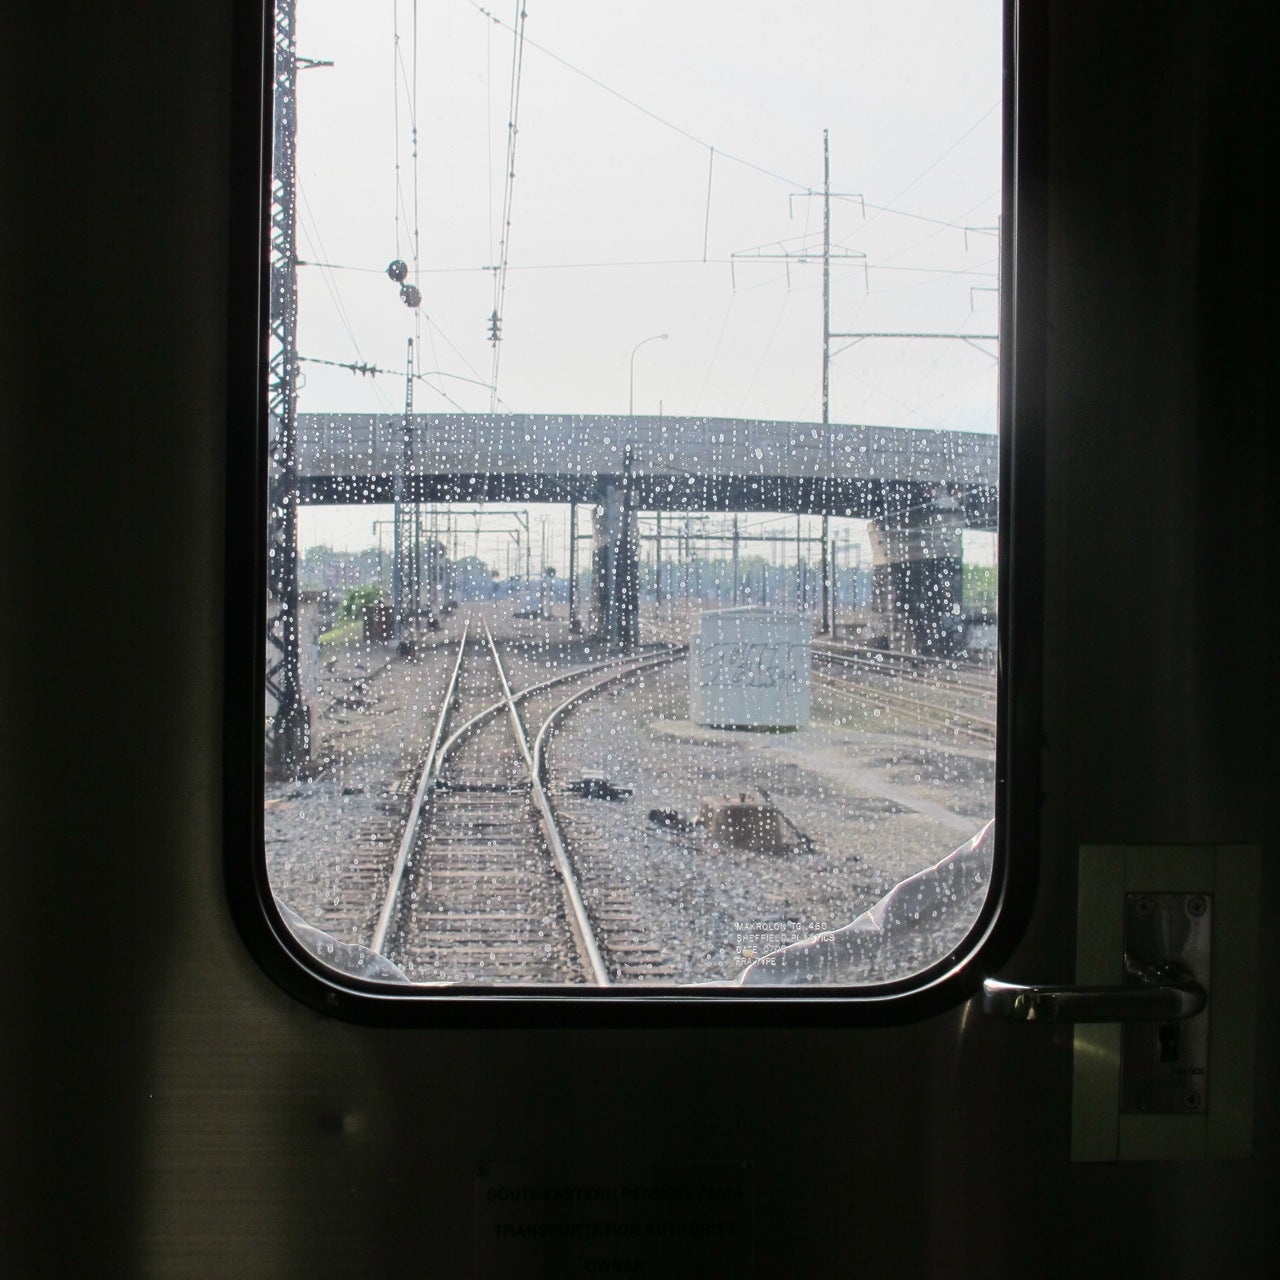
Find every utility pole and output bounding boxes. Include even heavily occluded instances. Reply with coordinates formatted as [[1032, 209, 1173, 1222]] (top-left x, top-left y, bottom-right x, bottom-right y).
[[732, 515, 740, 606], [392, 337, 414, 640], [820, 129, 832, 634], [788, 512, 798, 611], [655, 511, 663, 609], [617, 445, 637, 650], [830, 527, 839, 637], [690, 521, 698, 608], [731, 132, 863, 635], [568, 503, 579, 632], [412, 503, 421, 620], [265, 1, 330, 775]]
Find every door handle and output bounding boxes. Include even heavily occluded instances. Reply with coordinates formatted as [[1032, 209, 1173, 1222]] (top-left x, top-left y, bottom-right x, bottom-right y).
[[983, 959, 1207, 1023]]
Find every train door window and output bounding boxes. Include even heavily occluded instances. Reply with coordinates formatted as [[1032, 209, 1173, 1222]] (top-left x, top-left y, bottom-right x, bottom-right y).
[[236, 0, 1035, 1015]]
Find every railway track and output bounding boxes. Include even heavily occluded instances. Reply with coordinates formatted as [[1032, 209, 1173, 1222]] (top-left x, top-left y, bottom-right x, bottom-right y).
[[374, 618, 684, 984], [531, 657, 688, 983], [647, 617, 996, 745], [813, 645, 995, 734], [811, 637, 993, 691], [812, 666, 997, 745]]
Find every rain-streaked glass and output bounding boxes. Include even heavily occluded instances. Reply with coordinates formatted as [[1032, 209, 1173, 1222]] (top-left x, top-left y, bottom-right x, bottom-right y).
[[264, 0, 1002, 988]]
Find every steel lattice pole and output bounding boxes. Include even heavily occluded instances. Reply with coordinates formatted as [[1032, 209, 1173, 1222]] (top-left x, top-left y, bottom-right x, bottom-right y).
[[265, 0, 310, 774]]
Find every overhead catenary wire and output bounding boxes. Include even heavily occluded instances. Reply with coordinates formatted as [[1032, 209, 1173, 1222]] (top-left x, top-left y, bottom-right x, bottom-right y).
[[691, 291, 738, 414], [488, 1, 530, 411], [857, 187, 1003, 274], [410, 1, 427, 389], [392, 6, 491, 413], [412, 0, 421, 288], [735, 292, 792, 416], [297, 188, 367, 363], [392, 4, 403, 259], [296, 255, 996, 280], [297, 186, 399, 416], [392, 2, 425, 299], [297, 6, 999, 428], [463, 0, 998, 235], [487, 19, 495, 266], [297, 354, 481, 406], [901, 355, 999, 421], [465, 0, 801, 190], [702, 146, 715, 261], [860, 102, 1000, 233]]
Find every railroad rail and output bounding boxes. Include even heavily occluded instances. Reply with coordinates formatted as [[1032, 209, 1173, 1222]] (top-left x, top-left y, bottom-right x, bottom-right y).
[[373, 618, 685, 984], [530, 649, 689, 983], [647, 617, 995, 745], [812, 668, 996, 745], [811, 637, 993, 690]]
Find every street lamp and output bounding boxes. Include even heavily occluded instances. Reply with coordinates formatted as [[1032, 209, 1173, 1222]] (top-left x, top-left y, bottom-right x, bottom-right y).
[[628, 332, 667, 414]]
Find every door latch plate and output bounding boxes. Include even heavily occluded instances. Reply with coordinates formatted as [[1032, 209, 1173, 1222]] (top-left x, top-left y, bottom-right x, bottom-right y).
[[1121, 892, 1211, 1114]]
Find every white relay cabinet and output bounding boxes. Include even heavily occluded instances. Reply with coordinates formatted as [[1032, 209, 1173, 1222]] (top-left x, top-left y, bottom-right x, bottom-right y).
[[690, 608, 811, 730]]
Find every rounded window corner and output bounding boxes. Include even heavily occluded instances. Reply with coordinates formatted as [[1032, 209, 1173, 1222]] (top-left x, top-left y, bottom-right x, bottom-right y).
[[224, 0, 1042, 1026]]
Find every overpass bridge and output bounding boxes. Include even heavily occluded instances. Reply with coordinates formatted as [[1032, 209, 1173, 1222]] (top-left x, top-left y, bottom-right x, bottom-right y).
[[294, 412, 997, 527], [288, 413, 998, 653]]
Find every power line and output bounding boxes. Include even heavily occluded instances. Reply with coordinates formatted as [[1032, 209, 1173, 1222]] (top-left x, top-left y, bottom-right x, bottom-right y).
[[411, 0, 421, 285], [392, 3, 403, 258], [863, 103, 1000, 231], [296, 254, 996, 279], [691, 292, 738, 414], [297, 188, 367, 362], [294, 7, 1000, 432], [462, 0, 998, 235], [488, 1, 530, 409], [297, 355, 479, 412], [865, 187, 1002, 272]]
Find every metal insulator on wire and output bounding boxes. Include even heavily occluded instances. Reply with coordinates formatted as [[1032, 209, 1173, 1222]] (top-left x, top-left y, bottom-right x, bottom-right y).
[[387, 259, 408, 282], [400, 283, 422, 308]]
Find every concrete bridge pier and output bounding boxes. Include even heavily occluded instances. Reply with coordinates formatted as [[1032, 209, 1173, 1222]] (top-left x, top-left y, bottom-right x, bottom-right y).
[[591, 478, 639, 649], [868, 494, 966, 657]]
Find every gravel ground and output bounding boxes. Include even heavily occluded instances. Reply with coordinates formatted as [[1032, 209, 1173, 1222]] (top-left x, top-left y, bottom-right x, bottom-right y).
[[265, 616, 461, 946], [548, 660, 994, 982], [265, 604, 996, 985]]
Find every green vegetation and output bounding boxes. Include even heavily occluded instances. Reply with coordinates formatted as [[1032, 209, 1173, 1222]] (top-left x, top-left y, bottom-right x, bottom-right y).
[[299, 543, 386, 592], [317, 585, 385, 646], [338, 584, 383, 621], [317, 618, 364, 648], [963, 563, 998, 609]]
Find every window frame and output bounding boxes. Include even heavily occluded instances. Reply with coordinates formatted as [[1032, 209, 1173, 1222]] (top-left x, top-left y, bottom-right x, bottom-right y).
[[224, 0, 1045, 1027]]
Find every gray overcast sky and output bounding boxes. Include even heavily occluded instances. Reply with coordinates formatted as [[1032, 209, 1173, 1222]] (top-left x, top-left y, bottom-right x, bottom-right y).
[[290, 0, 1001, 559]]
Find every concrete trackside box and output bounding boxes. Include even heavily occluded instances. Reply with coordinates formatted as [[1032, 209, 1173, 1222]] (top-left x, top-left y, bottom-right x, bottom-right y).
[[690, 608, 811, 730]]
